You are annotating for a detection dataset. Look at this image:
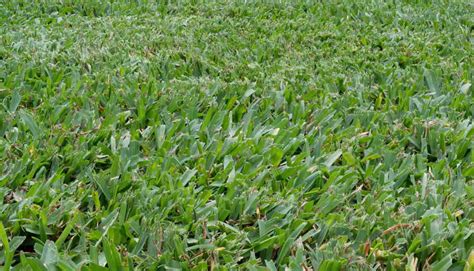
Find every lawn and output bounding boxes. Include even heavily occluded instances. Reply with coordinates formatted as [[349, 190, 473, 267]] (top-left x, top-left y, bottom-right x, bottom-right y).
[[0, 0, 473, 270]]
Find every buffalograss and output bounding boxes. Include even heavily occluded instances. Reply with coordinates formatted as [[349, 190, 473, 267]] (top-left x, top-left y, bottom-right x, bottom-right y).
[[0, 0, 473, 270]]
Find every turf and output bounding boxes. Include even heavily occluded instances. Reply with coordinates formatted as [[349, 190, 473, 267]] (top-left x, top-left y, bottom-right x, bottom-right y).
[[0, 0, 473, 270]]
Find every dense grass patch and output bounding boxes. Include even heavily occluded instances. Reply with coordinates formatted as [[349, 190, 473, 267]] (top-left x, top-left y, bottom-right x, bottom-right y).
[[0, 0, 473, 270]]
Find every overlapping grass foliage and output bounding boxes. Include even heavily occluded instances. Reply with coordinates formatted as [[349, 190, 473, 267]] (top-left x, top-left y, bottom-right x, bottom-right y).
[[0, 0, 473, 269]]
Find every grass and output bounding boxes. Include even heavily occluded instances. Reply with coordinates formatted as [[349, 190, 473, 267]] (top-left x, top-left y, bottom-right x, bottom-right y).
[[0, 0, 473, 270]]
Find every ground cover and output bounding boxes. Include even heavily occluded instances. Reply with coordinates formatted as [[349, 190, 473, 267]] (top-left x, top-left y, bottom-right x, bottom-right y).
[[0, 0, 473, 269]]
